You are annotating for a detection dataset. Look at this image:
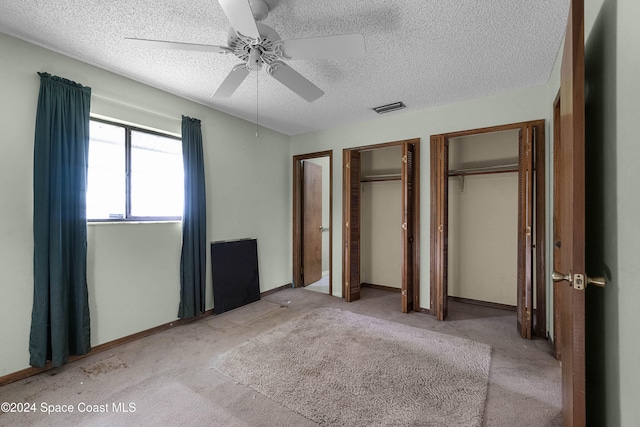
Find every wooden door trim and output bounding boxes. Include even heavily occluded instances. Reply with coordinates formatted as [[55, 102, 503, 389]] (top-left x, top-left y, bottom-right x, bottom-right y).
[[434, 121, 538, 139], [346, 138, 419, 152], [292, 151, 333, 293], [552, 89, 562, 360], [430, 121, 546, 331], [342, 138, 420, 311], [534, 120, 547, 338]]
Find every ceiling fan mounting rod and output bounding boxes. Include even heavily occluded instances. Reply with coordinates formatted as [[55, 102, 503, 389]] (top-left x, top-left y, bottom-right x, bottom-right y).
[[248, 47, 263, 71]]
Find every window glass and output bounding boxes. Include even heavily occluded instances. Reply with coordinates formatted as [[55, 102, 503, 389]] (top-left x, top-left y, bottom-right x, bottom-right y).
[[87, 121, 126, 219], [86, 119, 183, 221], [130, 130, 184, 218]]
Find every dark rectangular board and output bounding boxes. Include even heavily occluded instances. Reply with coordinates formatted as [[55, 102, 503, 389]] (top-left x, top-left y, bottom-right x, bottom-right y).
[[211, 238, 260, 315]]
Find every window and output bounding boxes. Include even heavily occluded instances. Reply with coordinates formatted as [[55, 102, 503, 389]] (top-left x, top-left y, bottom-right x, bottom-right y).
[[87, 119, 183, 221]]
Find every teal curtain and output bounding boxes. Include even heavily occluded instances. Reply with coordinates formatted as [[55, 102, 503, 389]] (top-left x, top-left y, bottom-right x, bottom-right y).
[[179, 116, 207, 318], [30, 73, 92, 368]]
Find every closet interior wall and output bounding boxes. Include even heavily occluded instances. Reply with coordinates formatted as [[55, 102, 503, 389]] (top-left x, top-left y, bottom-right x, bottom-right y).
[[448, 130, 520, 307], [360, 146, 402, 290]]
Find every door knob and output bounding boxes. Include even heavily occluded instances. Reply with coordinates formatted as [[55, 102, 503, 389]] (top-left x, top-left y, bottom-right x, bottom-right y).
[[586, 276, 606, 288], [552, 271, 606, 289], [552, 271, 572, 283]]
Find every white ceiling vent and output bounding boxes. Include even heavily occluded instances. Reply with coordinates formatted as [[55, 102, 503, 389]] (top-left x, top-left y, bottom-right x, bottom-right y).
[[372, 102, 406, 114]]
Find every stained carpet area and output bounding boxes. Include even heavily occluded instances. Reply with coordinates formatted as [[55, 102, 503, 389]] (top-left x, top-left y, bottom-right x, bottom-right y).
[[214, 308, 491, 427], [0, 288, 560, 426]]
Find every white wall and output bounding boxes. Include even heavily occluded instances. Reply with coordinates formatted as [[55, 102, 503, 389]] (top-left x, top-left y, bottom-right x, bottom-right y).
[[291, 85, 549, 306], [615, 1, 640, 422], [361, 180, 402, 288], [0, 33, 291, 376], [448, 174, 518, 305]]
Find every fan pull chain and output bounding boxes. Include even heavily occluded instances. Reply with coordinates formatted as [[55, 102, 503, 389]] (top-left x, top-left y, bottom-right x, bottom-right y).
[[255, 70, 259, 138]]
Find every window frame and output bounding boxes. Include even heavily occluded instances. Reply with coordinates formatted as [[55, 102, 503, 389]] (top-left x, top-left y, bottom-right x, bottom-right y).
[[87, 117, 183, 223]]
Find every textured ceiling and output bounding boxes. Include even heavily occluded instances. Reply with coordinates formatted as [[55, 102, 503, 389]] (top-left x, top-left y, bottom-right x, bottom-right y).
[[0, 0, 570, 136]]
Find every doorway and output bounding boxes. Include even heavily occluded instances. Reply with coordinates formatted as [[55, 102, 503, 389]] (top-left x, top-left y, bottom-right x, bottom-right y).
[[342, 139, 420, 313], [293, 151, 333, 294], [430, 121, 546, 339]]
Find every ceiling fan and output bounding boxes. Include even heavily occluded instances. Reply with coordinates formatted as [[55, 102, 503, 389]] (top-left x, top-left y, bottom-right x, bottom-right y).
[[126, 0, 366, 102]]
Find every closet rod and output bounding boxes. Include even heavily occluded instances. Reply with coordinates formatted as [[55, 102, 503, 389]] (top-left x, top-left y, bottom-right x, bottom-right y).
[[448, 163, 518, 177], [361, 173, 402, 182]]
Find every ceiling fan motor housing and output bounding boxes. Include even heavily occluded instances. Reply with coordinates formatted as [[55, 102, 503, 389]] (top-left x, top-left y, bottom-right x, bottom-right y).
[[228, 23, 281, 69]]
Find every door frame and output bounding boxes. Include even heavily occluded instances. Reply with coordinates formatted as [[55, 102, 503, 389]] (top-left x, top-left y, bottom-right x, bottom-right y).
[[552, 89, 562, 360], [430, 121, 546, 338], [342, 138, 420, 312], [293, 151, 333, 292]]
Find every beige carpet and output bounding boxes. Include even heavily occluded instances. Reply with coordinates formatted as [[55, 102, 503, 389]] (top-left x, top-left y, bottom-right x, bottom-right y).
[[214, 308, 491, 426]]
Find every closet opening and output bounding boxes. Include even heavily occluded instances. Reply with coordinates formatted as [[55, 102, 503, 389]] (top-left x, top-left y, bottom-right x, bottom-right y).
[[293, 151, 333, 294], [343, 139, 420, 313], [430, 121, 546, 339]]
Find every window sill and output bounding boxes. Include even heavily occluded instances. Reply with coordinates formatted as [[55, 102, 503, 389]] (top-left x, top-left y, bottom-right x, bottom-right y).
[[87, 220, 181, 226]]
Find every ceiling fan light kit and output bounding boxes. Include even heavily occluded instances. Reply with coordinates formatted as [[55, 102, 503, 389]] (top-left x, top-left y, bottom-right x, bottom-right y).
[[126, 0, 366, 102]]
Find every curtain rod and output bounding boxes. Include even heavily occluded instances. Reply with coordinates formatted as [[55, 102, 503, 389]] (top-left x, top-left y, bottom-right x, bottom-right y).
[[91, 93, 181, 122]]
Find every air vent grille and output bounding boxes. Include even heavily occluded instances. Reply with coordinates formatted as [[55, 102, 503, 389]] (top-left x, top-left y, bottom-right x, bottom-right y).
[[372, 102, 406, 114]]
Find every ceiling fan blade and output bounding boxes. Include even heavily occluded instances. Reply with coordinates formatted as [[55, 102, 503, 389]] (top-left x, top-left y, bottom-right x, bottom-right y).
[[125, 37, 231, 53], [218, 0, 260, 40], [280, 34, 366, 60], [211, 65, 250, 98], [268, 61, 324, 102]]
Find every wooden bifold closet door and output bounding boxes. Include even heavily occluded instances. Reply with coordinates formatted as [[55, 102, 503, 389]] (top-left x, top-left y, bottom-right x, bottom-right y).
[[343, 139, 420, 310], [401, 142, 417, 313], [343, 149, 361, 302], [430, 121, 544, 339]]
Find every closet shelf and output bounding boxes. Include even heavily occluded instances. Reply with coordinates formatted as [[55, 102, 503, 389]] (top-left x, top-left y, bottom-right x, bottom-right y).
[[448, 163, 518, 177]]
